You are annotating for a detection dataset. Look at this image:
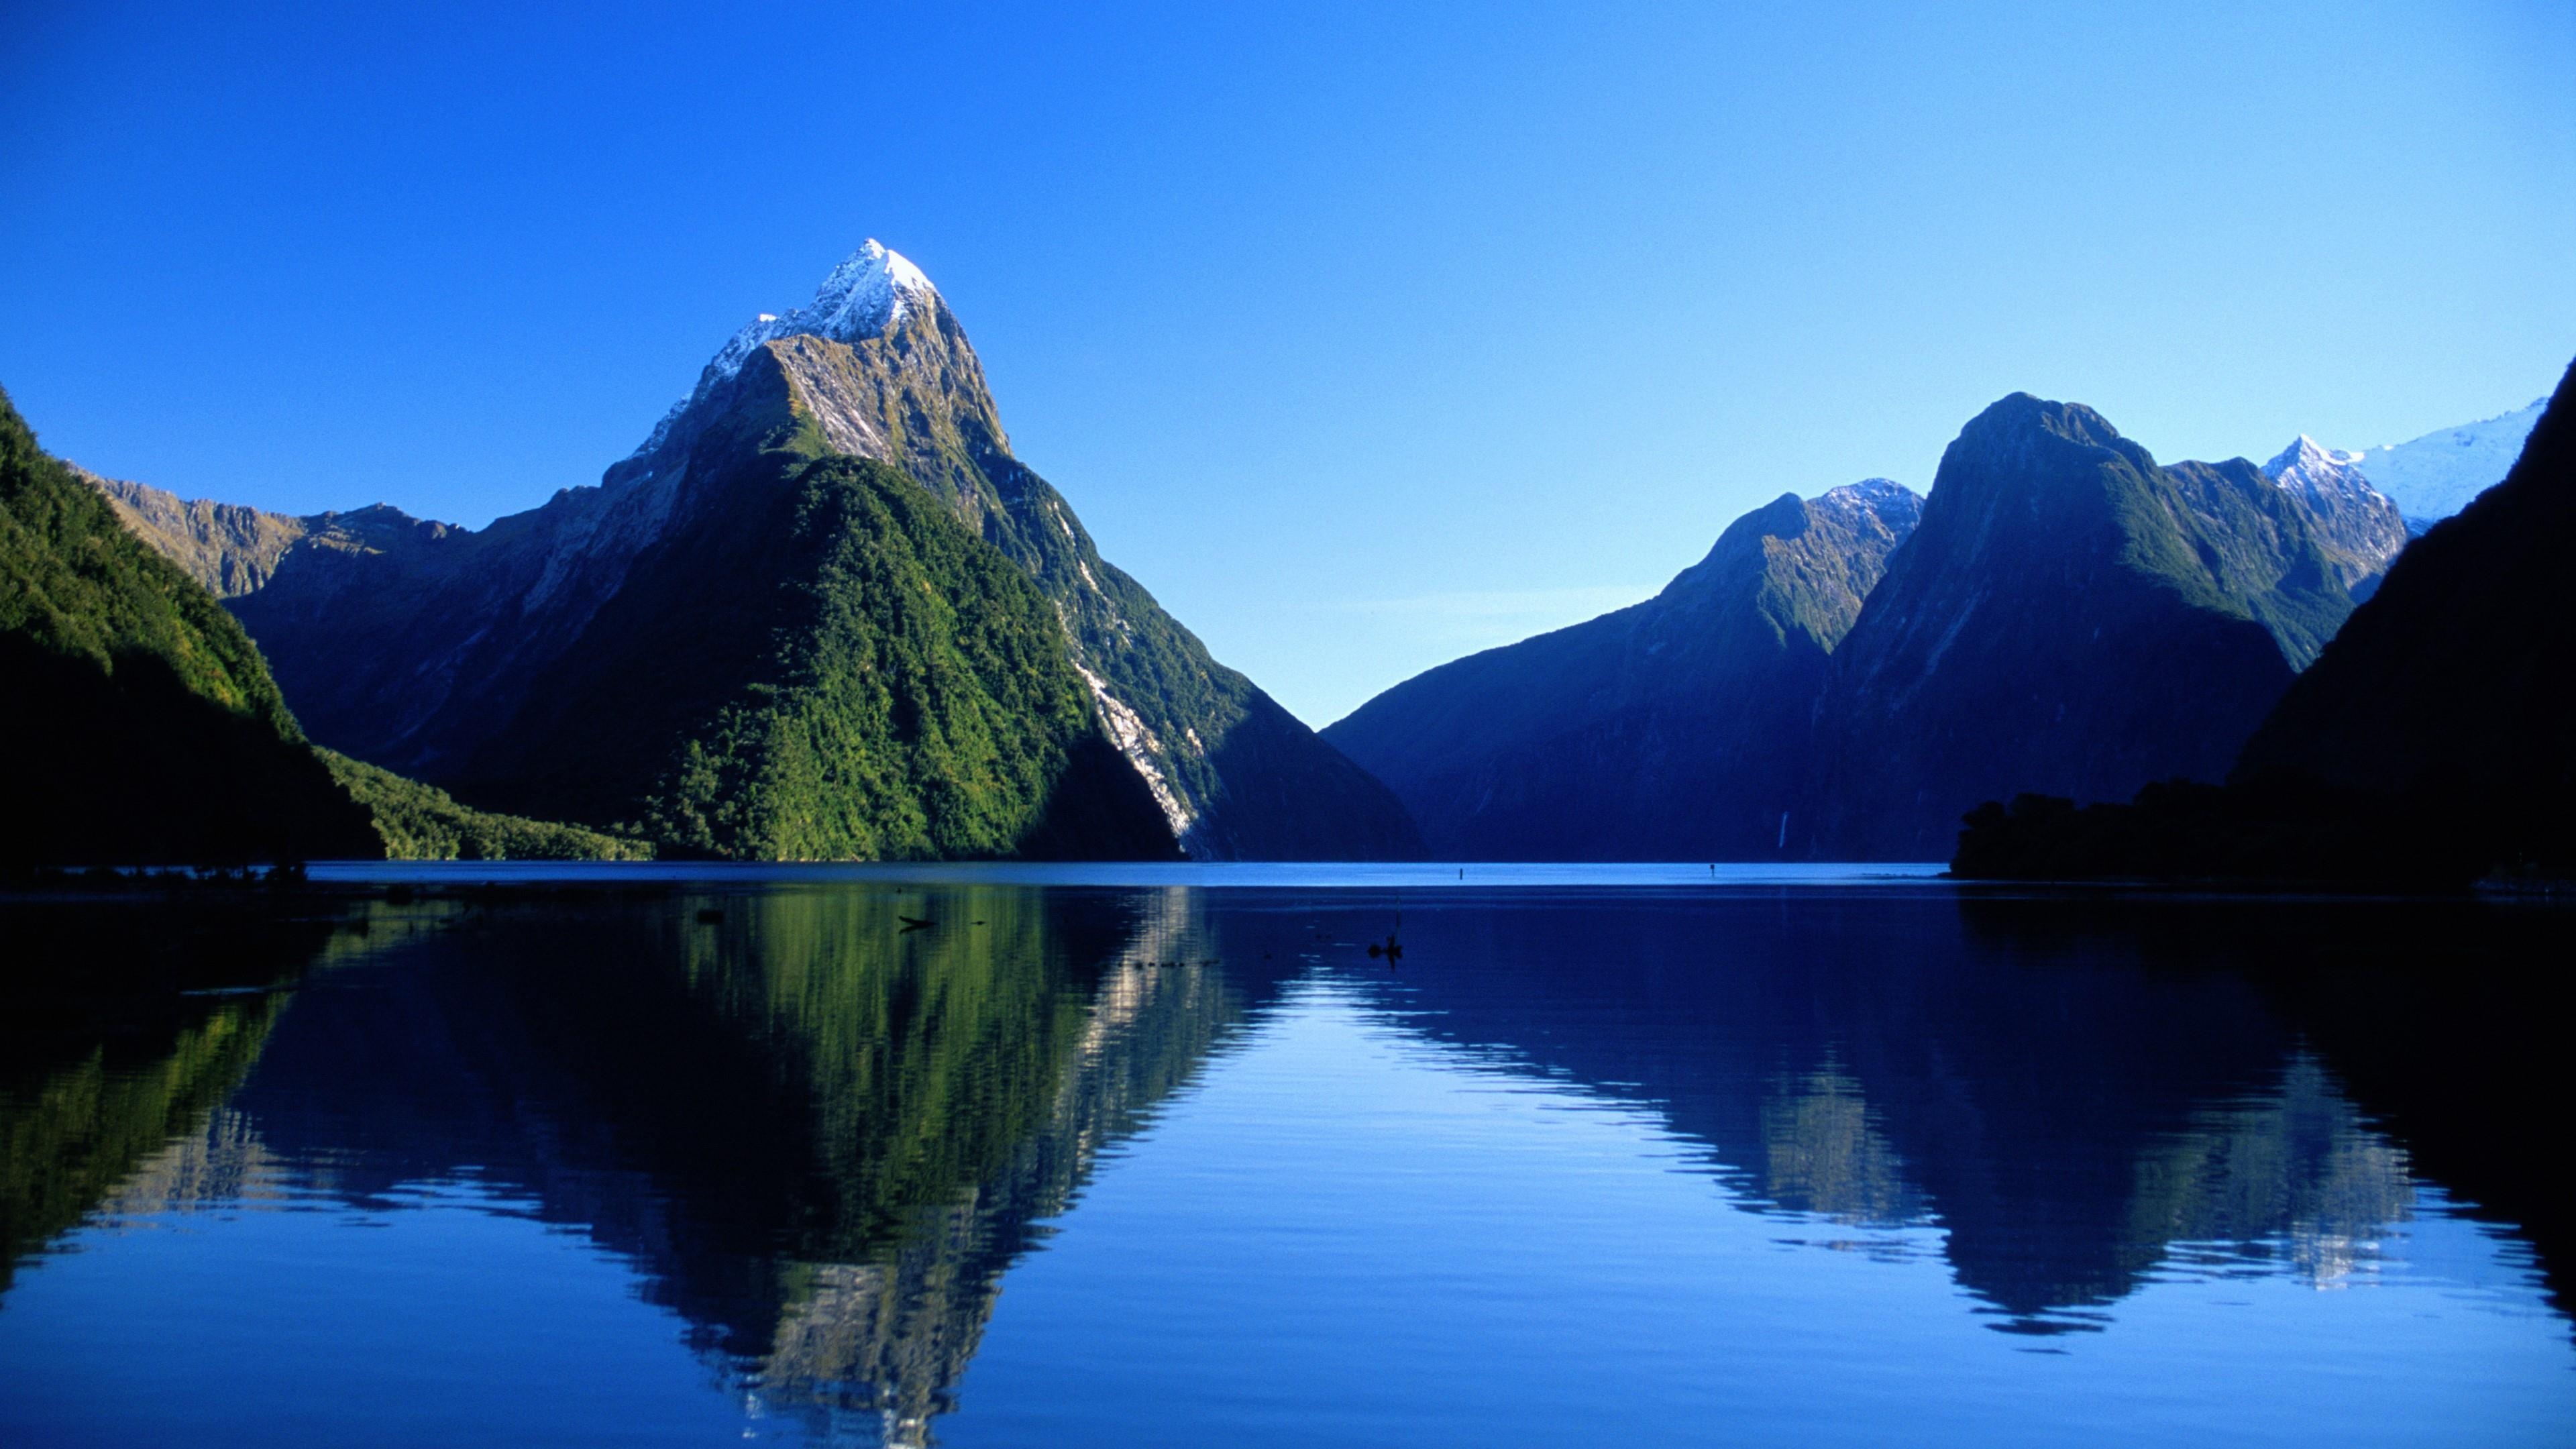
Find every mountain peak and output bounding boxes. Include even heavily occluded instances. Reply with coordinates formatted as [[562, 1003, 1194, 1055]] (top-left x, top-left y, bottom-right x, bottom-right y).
[[701, 239, 936, 388], [633, 240, 943, 459], [1819, 476, 1921, 514], [2262, 434, 2362, 480], [1957, 392, 2129, 455]]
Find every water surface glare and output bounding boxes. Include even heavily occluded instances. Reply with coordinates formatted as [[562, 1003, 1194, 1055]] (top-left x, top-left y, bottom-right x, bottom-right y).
[[1, 877, 2567, 1446]]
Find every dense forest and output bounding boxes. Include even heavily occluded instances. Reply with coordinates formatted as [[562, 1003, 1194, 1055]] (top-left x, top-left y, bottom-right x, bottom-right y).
[[321, 751, 651, 861], [0, 386, 380, 867], [462, 413, 1181, 861]]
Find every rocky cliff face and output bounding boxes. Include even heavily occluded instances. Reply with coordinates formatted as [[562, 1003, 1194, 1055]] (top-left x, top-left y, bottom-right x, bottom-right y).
[[2259, 437, 2408, 594], [84, 470, 452, 599], [1324, 479, 1921, 859], [1807, 394, 2380, 859], [623, 248, 1419, 860], [98, 241, 1421, 860]]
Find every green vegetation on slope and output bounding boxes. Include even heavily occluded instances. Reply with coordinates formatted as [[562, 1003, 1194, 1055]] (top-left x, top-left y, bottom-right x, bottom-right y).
[[1811, 394, 2370, 859], [468, 373, 1177, 861], [0, 900, 365, 1292], [0, 386, 380, 867], [320, 749, 651, 861], [747, 327, 1424, 860], [1955, 356, 2576, 884]]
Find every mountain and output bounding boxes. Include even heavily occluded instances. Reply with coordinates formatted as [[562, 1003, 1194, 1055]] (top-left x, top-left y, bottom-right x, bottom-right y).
[[1808, 393, 2391, 860], [2258, 437, 2408, 594], [0, 386, 380, 867], [461, 419, 1180, 861], [99, 241, 1421, 860], [2234, 358, 2575, 857], [1952, 358, 2575, 885], [2325, 398, 2547, 531], [85, 470, 453, 599], [1324, 480, 1921, 859]]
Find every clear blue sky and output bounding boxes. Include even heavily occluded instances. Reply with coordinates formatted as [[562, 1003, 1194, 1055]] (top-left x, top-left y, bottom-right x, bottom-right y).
[[4, 1, 2570, 726]]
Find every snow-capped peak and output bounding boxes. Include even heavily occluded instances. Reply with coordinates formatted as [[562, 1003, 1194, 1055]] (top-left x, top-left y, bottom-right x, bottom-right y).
[[2259, 394, 2546, 530], [2261, 433, 2390, 514], [695, 239, 936, 392], [2263, 435, 2364, 480], [631, 241, 939, 459]]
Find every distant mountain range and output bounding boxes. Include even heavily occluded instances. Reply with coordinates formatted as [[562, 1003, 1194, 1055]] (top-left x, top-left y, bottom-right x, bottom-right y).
[[1326, 480, 1921, 859], [26, 232, 2556, 870], [2271, 397, 2546, 532], [1336, 391, 2414, 861], [95, 242, 1422, 862]]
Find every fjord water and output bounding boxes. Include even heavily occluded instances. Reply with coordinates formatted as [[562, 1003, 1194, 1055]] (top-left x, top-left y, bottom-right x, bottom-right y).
[[2, 875, 2569, 1446]]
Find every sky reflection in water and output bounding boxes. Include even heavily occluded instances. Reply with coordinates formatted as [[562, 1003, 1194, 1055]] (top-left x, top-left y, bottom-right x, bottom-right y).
[[0, 877, 2568, 1447]]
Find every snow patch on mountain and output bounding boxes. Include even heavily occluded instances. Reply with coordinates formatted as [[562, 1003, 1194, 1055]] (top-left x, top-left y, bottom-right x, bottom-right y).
[[2261, 435, 2375, 506], [2271, 399, 2545, 531], [632, 240, 937, 458], [2341, 399, 2546, 527], [2258, 435, 2407, 586], [1813, 476, 1925, 531]]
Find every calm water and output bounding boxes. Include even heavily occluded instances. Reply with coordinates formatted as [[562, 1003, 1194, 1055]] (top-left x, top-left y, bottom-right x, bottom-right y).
[[2, 870, 2570, 1446]]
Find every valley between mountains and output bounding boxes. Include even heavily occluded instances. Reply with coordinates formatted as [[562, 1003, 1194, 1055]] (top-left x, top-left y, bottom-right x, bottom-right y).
[[7, 239, 2564, 876]]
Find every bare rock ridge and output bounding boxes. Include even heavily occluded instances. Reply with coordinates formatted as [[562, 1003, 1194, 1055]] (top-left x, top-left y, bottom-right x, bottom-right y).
[[92, 241, 1422, 861], [85, 468, 452, 599]]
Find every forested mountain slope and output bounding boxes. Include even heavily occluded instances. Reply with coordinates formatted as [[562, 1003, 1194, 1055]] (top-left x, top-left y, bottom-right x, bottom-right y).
[[1808, 394, 2390, 859], [1326, 480, 1920, 859], [0, 387, 379, 866], [104, 243, 1416, 860]]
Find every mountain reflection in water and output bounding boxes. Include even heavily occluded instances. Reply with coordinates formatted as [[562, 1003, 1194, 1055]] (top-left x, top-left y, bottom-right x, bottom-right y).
[[3, 886, 1272, 1446], [1, 881, 2567, 1446], [1332, 889, 2562, 1335]]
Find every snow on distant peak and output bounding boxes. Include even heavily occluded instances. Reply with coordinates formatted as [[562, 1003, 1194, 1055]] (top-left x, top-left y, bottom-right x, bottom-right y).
[[2261, 434, 2383, 509], [2263, 435, 2364, 479], [2343, 398, 2546, 526], [2263, 398, 2544, 529], [1806, 478, 1925, 540], [632, 241, 938, 458]]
